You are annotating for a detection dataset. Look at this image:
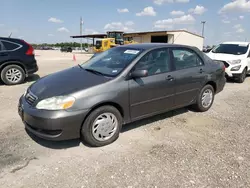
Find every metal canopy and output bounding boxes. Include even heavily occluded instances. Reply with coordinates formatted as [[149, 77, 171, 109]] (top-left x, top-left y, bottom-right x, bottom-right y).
[[70, 34, 107, 39], [70, 30, 203, 39]]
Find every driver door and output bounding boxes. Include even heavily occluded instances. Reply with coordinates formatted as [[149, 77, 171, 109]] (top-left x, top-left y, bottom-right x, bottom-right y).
[[128, 48, 175, 121]]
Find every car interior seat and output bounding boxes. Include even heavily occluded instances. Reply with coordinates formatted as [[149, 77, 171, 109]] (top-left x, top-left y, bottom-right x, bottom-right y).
[[148, 52, 169, 74]]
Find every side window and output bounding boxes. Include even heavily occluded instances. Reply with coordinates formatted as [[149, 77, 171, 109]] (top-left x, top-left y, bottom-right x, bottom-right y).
[[248, 49, 250, 58], [134, 48, 170, 76], [172, 48, 204, 70], [0, 41, 3, 52], [1, 41, 20, 51]]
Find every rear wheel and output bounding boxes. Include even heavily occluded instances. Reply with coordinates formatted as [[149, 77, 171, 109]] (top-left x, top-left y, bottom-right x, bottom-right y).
[[193, 84, 215, 112], [237, 68, 247, 83], [1, 64, 25, 85], [81, 106, 123, 147]]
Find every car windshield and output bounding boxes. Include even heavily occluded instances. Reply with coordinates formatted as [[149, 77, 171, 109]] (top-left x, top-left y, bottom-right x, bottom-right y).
[[212, 44, 249, 55], [80, 47, 143, 77]]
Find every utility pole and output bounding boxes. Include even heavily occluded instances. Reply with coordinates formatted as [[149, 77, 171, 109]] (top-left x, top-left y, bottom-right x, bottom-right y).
[[201, 21, 206, 37], [80, 17, 83, 53]]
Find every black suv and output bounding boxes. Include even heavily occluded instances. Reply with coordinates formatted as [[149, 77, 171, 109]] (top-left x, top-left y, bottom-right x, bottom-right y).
[[0, 37, 38, 85], [60, 47, 72, 53]]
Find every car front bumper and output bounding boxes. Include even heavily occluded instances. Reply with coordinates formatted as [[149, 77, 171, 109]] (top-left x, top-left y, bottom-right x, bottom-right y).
[[18, 96, 89, 141], [225, 65, 245, 78]]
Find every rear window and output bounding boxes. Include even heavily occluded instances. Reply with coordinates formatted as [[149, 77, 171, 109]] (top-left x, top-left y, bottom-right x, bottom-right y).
[[212, 44, 249, 55], [2, 41, 20, 51]]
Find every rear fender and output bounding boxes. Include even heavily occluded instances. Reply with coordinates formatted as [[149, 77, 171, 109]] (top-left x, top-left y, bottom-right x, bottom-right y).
[[0, 60, 27, 75]]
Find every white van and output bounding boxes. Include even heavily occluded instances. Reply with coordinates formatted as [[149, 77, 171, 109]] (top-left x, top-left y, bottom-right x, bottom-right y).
[[206, 41, 250, 83]]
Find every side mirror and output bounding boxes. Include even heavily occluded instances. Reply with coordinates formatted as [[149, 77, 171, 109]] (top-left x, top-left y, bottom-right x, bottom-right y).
[[130, 69, 148, 78]]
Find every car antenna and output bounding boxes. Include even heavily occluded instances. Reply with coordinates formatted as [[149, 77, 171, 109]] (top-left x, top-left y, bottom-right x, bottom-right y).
[[8, 32, 12, 38]]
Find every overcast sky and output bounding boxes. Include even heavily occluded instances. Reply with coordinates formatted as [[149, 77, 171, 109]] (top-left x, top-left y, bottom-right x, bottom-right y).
[[1, 0, 250, 45]]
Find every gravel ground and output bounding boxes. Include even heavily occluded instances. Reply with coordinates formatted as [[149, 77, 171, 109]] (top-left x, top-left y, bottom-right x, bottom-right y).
[[0, 50, 250, 188]]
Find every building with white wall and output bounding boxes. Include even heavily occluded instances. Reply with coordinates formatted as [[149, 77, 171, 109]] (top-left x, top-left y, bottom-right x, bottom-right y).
[[124, 30, 204, 50]]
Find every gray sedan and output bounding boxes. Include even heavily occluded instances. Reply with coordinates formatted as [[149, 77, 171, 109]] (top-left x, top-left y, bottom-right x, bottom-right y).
[[18, 43, 226, 147]]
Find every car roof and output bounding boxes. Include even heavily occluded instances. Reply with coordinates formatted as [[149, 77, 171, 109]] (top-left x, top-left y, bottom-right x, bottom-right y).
[[0, 37, 23, 43], [222, 41, 250, 45], [118, 43, 197, 50]]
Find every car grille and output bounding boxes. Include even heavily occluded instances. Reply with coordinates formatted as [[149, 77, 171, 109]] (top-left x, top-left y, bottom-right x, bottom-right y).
[[25, 91, 37, 105]]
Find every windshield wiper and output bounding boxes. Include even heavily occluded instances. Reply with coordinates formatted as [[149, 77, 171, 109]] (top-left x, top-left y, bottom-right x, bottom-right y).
[[84, 68, 105, 76], [78, 64, 83, 69]]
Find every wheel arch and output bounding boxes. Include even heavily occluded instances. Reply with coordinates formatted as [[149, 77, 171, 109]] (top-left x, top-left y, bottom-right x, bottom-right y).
[[205, 81, 217, 93], [0, 61, 27, 75], [80, 101, 125, 132]]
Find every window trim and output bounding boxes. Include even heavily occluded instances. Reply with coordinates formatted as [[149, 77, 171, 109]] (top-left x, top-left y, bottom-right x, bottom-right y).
[[131, 47, 173, 77], [0, 40, 22, 52], [170, 47, 205, 71], [0, 41, 4, 52]]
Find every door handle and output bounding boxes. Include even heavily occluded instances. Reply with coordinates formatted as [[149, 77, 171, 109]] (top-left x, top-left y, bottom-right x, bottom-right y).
[[199, 68, 205, 73], [166, 75, 174, 81]]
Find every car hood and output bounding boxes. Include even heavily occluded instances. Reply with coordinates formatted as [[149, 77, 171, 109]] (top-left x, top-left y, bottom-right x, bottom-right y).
[[206, 52, 245, 61], [29, 66, 111, 99]]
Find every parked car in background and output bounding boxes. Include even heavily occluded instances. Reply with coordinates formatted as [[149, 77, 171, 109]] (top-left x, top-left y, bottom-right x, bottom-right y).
[[60, 47, 72, 53], [0, 37, 38, 85], [40, 46, 52, 50], [206, 41, 250, 83], [52, 47, 61, 50], [18, 43, 226, 147]]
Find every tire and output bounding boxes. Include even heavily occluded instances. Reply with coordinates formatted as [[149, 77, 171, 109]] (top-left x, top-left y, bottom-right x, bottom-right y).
[[193, 84, 215, 112], [81, 105, 123, 147], [237, 68, 247, 83], [1, 64, 25, 85]]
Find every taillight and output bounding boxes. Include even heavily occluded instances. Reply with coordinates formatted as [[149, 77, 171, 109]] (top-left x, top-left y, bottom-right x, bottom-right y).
[[22, 40, 34, 55]]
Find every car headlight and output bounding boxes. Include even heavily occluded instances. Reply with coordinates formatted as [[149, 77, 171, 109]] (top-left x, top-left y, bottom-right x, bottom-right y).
[[36, 96, 75, 110], [227, 59, 241, 65], [231, 65, 241, 71]]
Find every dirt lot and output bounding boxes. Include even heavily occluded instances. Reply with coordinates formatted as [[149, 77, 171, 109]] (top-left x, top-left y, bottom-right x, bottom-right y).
[[0, 50, 250, 188]]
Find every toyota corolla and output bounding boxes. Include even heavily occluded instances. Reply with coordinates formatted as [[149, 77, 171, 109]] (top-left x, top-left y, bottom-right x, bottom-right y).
[[18, 43, 226, 147]]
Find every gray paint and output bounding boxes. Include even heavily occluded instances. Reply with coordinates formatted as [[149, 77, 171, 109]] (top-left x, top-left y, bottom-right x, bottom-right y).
[[19, 43, 226, 141]]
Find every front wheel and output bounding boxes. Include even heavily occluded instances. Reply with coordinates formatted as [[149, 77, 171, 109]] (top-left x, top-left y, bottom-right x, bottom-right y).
[[193, 85, 215, 112], [81, 106, 123, 147], [237, 68, 247, 83]]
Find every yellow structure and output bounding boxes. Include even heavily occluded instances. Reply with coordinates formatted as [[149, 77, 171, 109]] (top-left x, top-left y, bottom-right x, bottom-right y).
[[94, 38, 116, 53], [124, 37, 138, 45], [93, 31, 138, 53]]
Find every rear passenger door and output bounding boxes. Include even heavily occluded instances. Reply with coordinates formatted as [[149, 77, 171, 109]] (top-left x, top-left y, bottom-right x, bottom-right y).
[[170, 47, 207, 108], [0, 40, 23, 63]]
